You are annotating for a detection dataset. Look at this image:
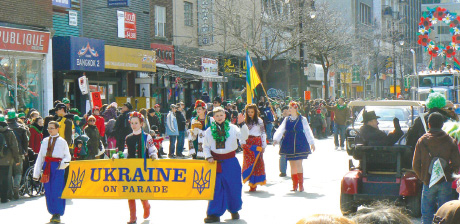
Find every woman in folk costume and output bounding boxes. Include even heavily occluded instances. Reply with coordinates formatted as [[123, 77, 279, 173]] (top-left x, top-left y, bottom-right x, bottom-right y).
[[203, 107, 248, 223], [273, 101, 315, 192], [33, 121, 71, 224], [241, 104, 267, 192], [112, 112, 158, 224], [189, 100, 211, 159]]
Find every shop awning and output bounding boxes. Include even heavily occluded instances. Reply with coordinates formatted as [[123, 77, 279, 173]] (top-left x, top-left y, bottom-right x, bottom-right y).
[[156, 63, 227, 83]]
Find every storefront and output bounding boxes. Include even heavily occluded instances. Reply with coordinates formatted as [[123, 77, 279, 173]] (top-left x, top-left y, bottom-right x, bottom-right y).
[[0, 26, 52, 114], [53, 36, 105, 113], [105, 45, 156, 110]]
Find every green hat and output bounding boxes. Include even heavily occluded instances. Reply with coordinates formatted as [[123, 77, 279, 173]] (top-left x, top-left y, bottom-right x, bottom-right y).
[[0, 115, 5, 122], [426, 92, 446, 109], [7, 110, 17, 120], [18, 113, 25, 118], [62, 98, 70, 104], [73, 115, 82, 121], [69, 108, 81, 115]]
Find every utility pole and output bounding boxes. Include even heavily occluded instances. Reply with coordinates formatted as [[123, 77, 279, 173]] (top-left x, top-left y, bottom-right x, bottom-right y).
[[392, 19, 397, 98]]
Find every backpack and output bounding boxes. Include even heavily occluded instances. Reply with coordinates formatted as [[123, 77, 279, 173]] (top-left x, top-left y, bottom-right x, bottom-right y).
[[0, 131, 8, 158]]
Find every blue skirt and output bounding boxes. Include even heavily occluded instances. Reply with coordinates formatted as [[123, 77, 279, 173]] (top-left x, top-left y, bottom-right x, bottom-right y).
[[280, 130, 311, 160]]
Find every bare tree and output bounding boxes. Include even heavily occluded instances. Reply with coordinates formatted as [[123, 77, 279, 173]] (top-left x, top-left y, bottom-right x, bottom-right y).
[[303, 3, 353, 100]]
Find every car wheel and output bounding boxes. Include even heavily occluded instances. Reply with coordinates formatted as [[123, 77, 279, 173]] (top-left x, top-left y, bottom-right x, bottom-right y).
[[340, 193, 357, 215], [406, 194, 422, 218]]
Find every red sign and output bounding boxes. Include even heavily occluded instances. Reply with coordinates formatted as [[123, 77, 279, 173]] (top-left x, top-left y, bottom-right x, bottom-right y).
[[151, 43, 174, 65], [304, 91, 311, 100], [0, 27, 50, 53], [92, 92, 102, 108], [124, 12, 137, 40]]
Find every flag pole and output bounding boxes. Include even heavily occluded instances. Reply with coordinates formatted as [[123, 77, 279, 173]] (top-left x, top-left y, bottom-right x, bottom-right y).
[[249, 56, 278, 120]]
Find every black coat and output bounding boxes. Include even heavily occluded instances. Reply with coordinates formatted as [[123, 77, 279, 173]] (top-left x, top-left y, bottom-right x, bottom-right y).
[[114, 111, 132, 150], [356, 124, 403, 147], [406, 108, 451, 150]]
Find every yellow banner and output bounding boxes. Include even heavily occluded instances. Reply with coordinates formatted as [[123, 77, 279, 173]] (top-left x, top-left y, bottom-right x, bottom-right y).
[[62, 159, 216, 200], [105, 45, 156, 72]]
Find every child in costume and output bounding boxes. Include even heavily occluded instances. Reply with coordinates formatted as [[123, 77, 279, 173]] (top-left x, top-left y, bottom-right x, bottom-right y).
[[33, 121, 71, 223], [112, 112, 158, 224], [203, 107, 248, 223], [273, 101, 316, 192], [150, 125, 164, 159], [189, 100, 212, 160], [241, 104, 267, 192]]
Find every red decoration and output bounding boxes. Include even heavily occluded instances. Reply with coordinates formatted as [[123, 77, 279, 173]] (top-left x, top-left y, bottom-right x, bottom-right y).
[[453, 35, 460, 44], [129, 111, 144, 122], [428, 46, 440, 57], [419, 17, 432, 28], [445, 46, 456, 58], [194, 100, 206, 109], [450, 16, 460, 27], [434, 7, 447, 21], [418, 34, 430, 47]]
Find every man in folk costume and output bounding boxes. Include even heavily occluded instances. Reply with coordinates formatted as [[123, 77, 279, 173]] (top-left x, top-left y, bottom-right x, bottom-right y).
[[273, 101, 316, 192], [112, 112, 158, 224], [189, 100, 211, 160], [33, 121, 71, 223], [203, 107, 248, 223], [241, 104, 267, 192]]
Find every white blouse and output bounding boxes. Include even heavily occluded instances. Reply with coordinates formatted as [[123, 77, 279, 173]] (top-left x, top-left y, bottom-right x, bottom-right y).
[[241, 117, 267, 148], [273, 116, 315, 146], [33, 134, 71, 179], [203, 123, 249, 159]]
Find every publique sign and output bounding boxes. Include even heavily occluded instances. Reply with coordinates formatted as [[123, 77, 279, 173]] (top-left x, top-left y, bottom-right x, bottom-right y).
[[0, 27, 50, 54]]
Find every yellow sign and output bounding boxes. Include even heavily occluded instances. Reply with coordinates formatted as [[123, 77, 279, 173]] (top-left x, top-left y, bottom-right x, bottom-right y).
[[105, 45, 156, 72], [62, 159, 216, 200], [356, 86, 363, 92], [390, 85, 401, 94]]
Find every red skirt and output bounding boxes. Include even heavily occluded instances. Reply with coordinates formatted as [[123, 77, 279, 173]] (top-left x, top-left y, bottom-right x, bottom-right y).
[[242, 136, 266, 187]]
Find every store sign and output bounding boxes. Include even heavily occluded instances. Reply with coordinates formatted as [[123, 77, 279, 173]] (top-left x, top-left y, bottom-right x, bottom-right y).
[[52, 0, 71, 8], [69, 10, 78, 26], [105, 45, 156, 72], [78, 76, 89, 95], [108, 0, 129, 7], [352, 65, 360, 83], [151, 43, 174, 65], [0, 27, 50, 54], [201, 58, 218, 76], [53, 36, 105, 72], [117, 11, 137, 40], [197, 0, 213, 46]]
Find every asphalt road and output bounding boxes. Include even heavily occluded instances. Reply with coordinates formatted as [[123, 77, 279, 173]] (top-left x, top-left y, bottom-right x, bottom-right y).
[[0, 136, 422, 224]]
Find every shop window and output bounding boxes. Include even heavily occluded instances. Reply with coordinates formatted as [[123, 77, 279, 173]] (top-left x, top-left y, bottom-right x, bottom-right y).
[[0, 58, 42, 111]]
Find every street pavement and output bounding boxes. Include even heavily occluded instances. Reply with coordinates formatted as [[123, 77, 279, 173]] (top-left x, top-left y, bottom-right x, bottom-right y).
[[0, 136, 422, 224]]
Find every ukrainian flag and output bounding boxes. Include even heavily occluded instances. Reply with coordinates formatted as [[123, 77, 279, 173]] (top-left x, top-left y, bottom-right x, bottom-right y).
[[246, 51, 261, 104]]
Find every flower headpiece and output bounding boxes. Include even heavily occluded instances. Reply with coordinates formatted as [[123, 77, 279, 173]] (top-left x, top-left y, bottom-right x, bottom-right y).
[[195, 100, 207, 109], [129, 111, 144, 122], [289, 101, 299, 109]]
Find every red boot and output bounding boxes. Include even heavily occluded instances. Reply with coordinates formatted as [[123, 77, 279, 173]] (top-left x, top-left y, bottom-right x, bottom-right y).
[[249, 186, 257, 192], [128, 200, 137, 224], [291, 174, 298, 191], [141, 200, 151, 219], [298, 173, 304, 192]]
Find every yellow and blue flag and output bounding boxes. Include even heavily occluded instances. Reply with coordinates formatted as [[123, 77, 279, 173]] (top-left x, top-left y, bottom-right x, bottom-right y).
[[246, 51, 261, 104]]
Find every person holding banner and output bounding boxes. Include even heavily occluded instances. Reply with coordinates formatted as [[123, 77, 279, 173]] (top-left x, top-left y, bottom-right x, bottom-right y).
[[113, 112, 158, 224], [33, 121, 71, 224], [203, 107, 248, 223], [189, 100, 210, 160], [241, 104, 267, 192], [273, 101, 315, 192], [412, 112, 460, 224]]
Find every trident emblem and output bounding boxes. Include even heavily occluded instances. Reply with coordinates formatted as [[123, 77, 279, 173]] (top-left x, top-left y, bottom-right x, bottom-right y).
[[69, 168, 85, 194], [193, 167, 211, 194]]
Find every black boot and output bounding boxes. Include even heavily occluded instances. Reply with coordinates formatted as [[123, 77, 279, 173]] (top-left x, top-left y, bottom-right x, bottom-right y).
[[231, 212, 240, 220], [204, 215, 220, 223]]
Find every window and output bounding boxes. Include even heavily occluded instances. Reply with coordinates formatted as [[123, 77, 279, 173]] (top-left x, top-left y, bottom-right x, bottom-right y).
[[155, 6, 166, 37], [184, 2, 193, 26], [359, 3, 371, 25]]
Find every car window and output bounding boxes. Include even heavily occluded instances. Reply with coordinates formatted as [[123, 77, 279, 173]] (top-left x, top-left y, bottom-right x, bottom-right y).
[[355, 106, 409, 123]]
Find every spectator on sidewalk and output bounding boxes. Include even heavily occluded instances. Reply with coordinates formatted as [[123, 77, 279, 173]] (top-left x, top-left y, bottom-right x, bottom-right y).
[[166, 104, 179, 158]]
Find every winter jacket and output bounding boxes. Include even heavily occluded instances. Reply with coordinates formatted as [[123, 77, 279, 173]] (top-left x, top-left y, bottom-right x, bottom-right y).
[[406, 108, 451, 150], [356, 124, 403, 147], [325, 105, 350, 126], [166, 111, 179, 136], [114, 111, 132, 151], [103, 106, 117, 122], [84, 125, 101, 160], [0, 123, 20, 166], [93, 114, 105, 137], [57, 115, 74, 147], [175, 110, 186, 132], [28, 124, 43, 154], [413, 130, 460, 185], [7, 120, 29, 155], [105, 119, 116, 137]]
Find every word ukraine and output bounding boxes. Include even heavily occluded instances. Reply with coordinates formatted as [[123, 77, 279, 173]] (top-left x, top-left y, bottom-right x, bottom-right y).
[[61, 159, 216, 200]]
